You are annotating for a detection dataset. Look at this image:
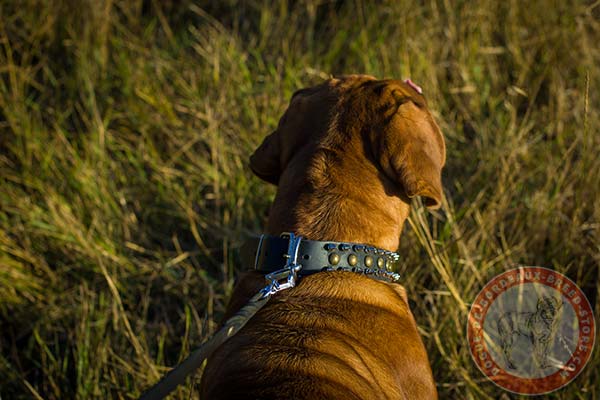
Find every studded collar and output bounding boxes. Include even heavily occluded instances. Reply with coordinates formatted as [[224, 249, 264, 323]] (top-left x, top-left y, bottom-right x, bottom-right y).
[[240, 234, 401, 282]]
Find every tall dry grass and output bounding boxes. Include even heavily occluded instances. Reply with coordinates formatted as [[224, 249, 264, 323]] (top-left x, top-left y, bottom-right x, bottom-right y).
[[1, 1, 599, 398]]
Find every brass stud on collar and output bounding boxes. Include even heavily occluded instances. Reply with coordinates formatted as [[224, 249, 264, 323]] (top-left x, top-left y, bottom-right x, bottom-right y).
[[364, 255, 374, 267], [377, 257, 384, 268], [348, 254, 358, 266], [328, 253, 340, 265]]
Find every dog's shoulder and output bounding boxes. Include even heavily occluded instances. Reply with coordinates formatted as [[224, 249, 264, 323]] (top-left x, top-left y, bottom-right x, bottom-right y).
[[203, 272, 435, 400]]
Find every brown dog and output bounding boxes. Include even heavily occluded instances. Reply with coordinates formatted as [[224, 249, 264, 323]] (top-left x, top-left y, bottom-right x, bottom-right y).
[[200, 75, 445, 399]]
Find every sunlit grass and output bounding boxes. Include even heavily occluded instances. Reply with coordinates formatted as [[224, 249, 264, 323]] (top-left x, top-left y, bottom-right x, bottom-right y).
[[1, 1, 599, 398]]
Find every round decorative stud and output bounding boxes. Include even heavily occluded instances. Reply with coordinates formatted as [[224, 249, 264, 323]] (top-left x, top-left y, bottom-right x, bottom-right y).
[[353, 245, 365, 252], [348, 254, 358, 266], [339, 244, 351, 251], [324, 243, 336, 251], [328, 253, 340, 265], [364, 255, 374, 267], [377, 257, 384, 268]]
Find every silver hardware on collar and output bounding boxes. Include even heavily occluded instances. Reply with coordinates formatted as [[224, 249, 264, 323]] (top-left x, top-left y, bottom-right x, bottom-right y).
[[252, 234, 402, 286], [259, 232, 303, 299], [339, 243, 351, 251]]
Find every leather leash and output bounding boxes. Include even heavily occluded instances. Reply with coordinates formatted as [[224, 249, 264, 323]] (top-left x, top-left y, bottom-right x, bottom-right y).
[[139, 290, 270, 400], [138, 233, 304, 400]]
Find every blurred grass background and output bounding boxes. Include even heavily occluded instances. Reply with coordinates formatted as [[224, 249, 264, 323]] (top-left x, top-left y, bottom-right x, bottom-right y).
[[1, 0, 599, 398]]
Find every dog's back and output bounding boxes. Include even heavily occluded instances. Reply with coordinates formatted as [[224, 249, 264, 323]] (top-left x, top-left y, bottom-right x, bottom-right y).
[[201, 272, 436, 399]]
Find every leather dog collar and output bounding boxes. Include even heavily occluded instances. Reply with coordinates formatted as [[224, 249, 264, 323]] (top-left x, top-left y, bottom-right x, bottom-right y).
[[241, 234, 401, 280]]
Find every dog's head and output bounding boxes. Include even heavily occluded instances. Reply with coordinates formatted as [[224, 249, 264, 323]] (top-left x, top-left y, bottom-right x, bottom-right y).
[[250, 74, 446, 209], [537, 295, 563, 321]]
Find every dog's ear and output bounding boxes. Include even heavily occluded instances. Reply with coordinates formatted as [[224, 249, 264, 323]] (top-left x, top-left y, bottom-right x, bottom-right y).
[[249, 82, 335, 186], [249, 130, 281, 185], [377, 101, 446, 209]]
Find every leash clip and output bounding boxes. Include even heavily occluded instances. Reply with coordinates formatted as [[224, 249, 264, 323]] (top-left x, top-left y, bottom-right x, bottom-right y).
[[260, 232, 303, 298], [139, 233, 303, 400]]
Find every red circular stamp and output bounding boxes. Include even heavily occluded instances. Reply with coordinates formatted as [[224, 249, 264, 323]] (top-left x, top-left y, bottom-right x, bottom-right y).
[[467, 267, 595, 395]]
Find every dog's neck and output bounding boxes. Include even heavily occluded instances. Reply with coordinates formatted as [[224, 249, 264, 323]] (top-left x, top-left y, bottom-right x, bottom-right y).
[[264, 149, 411, 252]]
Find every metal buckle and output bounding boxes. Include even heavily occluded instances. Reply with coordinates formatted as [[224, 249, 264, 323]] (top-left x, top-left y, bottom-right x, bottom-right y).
[[259, 232, 303, 298], [280, 232, 302, 269]]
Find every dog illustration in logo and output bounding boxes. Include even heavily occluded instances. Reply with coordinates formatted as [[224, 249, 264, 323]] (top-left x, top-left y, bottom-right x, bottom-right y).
[[497, 295, 563, 370]]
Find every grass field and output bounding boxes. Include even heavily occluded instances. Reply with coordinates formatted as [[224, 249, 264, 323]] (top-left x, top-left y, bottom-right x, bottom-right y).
[[1, 0, 599, 398]]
